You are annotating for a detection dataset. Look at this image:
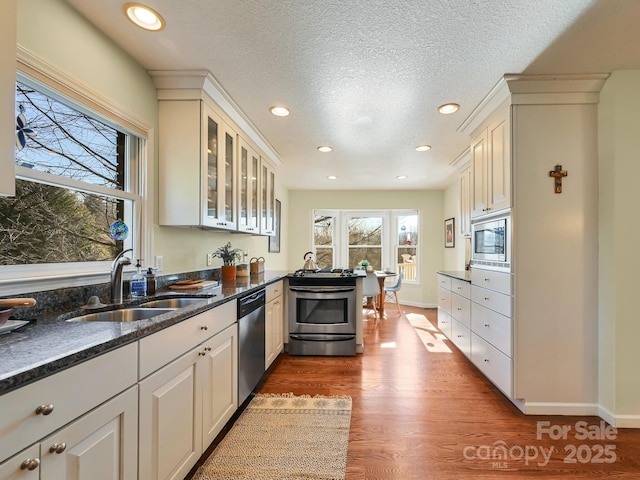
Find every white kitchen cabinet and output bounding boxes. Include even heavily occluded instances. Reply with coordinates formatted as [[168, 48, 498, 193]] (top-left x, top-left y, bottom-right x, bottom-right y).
[[0, 0, 16, 196], [265, 281, 284, 368], [237, 138, 261, 233], [451, 318, 471, 358], [470, 104, 511, 218], [260, 160, 276, 236], [0, 445, 39, 480], [459, 166, 472, 237], [39, 386, 138, 480], [0, 344, 138, 479], [436, 274, 453, 339], [138, 303, 238, 480], [158, 99, 237, 230]]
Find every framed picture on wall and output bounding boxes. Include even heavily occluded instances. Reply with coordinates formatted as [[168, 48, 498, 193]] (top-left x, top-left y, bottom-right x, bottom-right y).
[[444, 218, 455, 248], [268, 199, 281, 253]]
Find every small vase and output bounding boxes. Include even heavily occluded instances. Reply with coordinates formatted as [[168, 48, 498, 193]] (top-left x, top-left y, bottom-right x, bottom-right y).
[[221, 265, 237, 281]]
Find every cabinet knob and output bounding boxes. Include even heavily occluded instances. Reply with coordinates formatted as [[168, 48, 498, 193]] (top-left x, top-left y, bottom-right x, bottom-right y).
[[20, 458, 40, 471], [35, 404, 54, 416], [49, 442, 67, 454], [484, 358, 490, 363], [484, 278, 490, 282], [457, 307, 462, 311], [204, 346, 212, 351], [198, 351, 206, 356], [200, 325, 208, 331], [484, 297, 490, 301], [484, 323, 490, 328]]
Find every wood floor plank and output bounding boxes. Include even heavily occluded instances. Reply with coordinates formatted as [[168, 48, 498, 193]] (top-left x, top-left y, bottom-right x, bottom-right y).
[[260, 305, 640, 479]]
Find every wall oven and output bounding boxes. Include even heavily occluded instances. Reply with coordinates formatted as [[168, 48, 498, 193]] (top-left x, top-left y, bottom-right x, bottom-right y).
[[287, 273, 357, 356], [471, 211, 511, 271]]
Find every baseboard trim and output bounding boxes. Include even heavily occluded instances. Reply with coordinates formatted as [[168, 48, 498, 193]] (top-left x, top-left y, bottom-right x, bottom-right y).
[[598, 406, 640, 428], [521, 402, 600, 416]]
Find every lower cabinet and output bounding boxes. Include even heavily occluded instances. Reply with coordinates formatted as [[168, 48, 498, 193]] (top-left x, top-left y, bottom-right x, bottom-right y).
[[265, 281, 284, 368], [0, 386, 138, 480], [138, 323, 238, 480]]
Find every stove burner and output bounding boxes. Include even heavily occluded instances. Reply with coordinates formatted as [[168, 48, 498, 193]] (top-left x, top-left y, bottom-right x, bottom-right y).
[[291, 268, 357, 278]]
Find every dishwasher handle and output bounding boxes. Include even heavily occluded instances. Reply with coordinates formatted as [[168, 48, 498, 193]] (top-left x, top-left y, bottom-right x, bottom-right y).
[[238, 289, 266, 317]]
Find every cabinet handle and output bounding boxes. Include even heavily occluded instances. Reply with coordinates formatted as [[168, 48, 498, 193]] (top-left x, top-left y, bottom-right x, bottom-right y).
[[457, 335, 463, 338], [198, 351, 206, 356], [200, 325, 208, 331], [35, 404, 54, 416], [204, 346, 212, 351], [484, 297, 490, 301], [457, 307, 462, 311], [484, 278, 490, 282], [49, 442, 67, 454], [484, 323, 490, 327], [484, 358, 490, 363], [20, 459, 40, 471]]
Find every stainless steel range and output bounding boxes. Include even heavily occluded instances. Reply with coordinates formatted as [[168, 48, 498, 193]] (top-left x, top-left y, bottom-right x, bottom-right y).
[[287, 269, 360, 356]]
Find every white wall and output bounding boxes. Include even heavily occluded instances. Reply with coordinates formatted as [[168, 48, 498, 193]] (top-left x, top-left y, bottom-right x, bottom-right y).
[[598, 70, 640, 426], [287, 189, 444, 307], [17, 0, 289, 278], [442, 174, 469, 271]]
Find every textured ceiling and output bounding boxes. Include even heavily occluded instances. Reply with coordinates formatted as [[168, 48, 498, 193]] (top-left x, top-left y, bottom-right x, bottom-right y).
[[64, 0, 640, 190]]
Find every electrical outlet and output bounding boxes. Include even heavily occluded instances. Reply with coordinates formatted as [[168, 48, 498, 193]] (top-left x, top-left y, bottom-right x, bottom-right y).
[[154, 255, 163, 271], [207, 253, 214, 266]]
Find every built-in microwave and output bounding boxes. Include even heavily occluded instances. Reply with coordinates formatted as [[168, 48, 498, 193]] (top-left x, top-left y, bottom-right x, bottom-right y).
[[471, 211, 511, 271]]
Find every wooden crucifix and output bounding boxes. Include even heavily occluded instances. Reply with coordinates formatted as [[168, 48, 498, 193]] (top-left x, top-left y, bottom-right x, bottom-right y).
[[549, 164, 568, 194]]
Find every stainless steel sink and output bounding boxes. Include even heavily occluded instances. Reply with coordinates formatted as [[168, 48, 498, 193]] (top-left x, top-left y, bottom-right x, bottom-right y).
[[140, 298, 207, 308], [68, 308, 175, 322]]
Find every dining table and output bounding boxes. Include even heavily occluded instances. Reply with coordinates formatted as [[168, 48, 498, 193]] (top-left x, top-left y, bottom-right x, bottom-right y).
[[372, 271, 398, 318]]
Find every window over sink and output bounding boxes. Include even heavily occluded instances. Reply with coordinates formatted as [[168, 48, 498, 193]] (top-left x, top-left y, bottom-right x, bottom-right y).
[[0, 72, 148, 289]]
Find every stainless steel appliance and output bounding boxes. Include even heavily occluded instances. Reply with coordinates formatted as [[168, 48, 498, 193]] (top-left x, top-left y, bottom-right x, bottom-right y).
[[237, 289, 266, 405], [287, 269, 359, 356], [471, 211, 511, 271]]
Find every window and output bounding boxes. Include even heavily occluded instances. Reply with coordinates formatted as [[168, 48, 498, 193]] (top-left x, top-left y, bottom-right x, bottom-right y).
[[0, 75, 145, 283], [313, 212, 335, 269], [347, 215, 382, 270], [311, 210, 419, 283]]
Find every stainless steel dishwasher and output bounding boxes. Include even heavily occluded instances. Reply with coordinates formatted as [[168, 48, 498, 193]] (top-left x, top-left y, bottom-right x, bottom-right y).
[[237, 289, 266, 405]]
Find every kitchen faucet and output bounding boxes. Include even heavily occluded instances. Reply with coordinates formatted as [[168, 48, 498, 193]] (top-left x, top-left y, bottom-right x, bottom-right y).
[[111, 248, 133, 304]]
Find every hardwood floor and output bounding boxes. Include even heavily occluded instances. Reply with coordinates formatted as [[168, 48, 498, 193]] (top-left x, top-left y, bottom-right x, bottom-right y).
[[260, 305, 640, 479]]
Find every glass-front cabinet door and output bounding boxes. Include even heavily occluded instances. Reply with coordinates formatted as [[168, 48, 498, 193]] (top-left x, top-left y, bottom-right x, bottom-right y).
[[201, 102, 236, 230], [237, 138, 260, 233], [261, 160, 276, 236]]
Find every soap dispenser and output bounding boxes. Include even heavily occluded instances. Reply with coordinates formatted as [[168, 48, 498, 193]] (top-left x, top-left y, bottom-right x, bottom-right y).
[[145, 267, 156, 295], [130, 259, 147, 297]]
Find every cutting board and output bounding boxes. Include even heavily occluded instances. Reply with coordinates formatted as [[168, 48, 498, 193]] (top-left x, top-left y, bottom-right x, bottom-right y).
[[168, 281, 219, 291]]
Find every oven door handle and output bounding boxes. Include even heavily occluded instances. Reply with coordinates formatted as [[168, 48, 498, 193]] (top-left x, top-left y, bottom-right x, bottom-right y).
[[289, 286, 356, 293], [289, 334, 356, 342]]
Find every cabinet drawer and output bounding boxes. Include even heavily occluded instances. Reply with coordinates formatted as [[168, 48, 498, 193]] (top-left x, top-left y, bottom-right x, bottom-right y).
[[471, 285, 511, 317], [471, 333, 513, 396], [451, 318, 471, 358], [437, 287, 451, 313], [0, 444, 39, 479], [139, 300, 237, 379], [266, 281, 283, 303], [471, 268, 512, 295], [451, 278, 471, 298], [437, 274, 451, 290], [0, 343, 138, 460], [471, 302, 512, 356], [451, 293, 471, 328], [437, 309, 452, 339]]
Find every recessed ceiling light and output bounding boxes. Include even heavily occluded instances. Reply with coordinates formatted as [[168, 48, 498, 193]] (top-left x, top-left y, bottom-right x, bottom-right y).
[[396, 175, 407, 180], [269, 106, 290, 117], [123, 3, 165, 31], [438, 103, 460, 114], [327, 175, 338, 180], [317, 146, 332, 153], [415, 145, 432, 152]]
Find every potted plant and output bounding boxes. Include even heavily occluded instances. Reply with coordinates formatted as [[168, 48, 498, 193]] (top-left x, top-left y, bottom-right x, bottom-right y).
[[212, 242, 242, 281]]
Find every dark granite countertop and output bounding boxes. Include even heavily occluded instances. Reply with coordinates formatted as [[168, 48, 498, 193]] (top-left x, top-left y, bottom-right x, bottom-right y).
[[437, 270, 472, 282], [0, 271, 288, 395]]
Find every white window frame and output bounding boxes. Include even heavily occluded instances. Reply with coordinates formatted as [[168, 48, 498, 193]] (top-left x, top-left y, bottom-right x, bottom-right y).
[[311, 209, 419, 284], [0, 64, 152, 296]]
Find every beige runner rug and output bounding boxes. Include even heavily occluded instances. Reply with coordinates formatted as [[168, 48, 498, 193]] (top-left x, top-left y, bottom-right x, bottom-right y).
[[193, 393, 352, 480]]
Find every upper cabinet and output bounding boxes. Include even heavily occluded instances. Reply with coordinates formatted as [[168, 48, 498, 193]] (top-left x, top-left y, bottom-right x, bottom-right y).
[[470, 103, 511, 218], [158, 99, 236, 231], [0, 0, 16, 196], [237, 138, 260, 233], [152, 71, 280, 235], [261, 160, 276, 236]]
